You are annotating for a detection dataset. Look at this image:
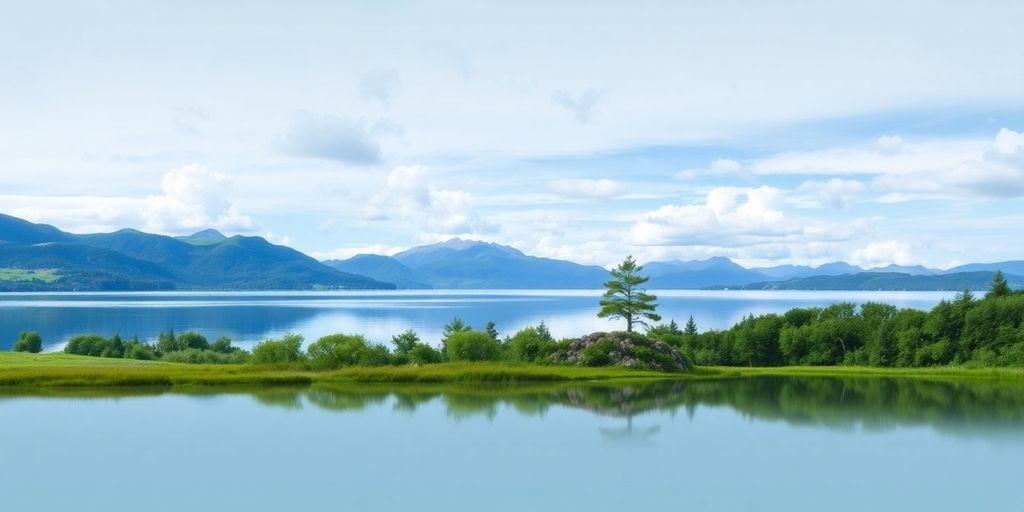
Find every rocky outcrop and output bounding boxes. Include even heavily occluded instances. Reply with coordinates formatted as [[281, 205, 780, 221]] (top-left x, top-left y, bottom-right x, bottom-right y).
[[549, 331, 690, 373]]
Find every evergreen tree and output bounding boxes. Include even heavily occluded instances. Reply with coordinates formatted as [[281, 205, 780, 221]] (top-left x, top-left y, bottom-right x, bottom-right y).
[[987, 271, 1012, 298], [598, 255, 661, 333], [536, 321, 552, 342], [484, 321, 499, 341], [684, 316, 698, 336]]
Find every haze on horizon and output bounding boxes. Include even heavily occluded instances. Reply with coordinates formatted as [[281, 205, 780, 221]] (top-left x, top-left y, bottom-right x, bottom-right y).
[[2, 1, 1023, 270]]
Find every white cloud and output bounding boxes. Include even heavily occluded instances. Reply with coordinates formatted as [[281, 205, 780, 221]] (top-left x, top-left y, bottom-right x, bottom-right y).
[[547, 178, 624, 199], [751, 129, 1024, 201], [359, 70, 400, 105], [850, 240, 915, 268], [711, 158, 743, 173], [630, 186, 797, 247], [4, 165, 254, 235], [364, 165, 497, 237], [874, 135, 904, 156], [311, 244, 406, 261], [280, 111, 381, 165], [796, 178, 865, 208], [552, 89, 601, 123]]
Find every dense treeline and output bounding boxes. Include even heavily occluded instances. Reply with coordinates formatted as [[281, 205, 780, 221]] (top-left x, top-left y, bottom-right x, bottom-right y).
[[650, 273, 1024, 367]]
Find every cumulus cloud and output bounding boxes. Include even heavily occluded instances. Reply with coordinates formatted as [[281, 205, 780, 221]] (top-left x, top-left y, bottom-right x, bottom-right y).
[[751, 129, 1024, 201], [280, 111, 381, 165], [359, 70, 400, 105], [547, 178, 624, 199], [796, 178, 866, 208], [630, 186, 798, 247], [311, 244, 406, 261], [5, 165, 254, 235], [552, 89, 601, 123], [874, 135, 904, 156], [364, 165, 497, 237], [850, 240, 915, 268]]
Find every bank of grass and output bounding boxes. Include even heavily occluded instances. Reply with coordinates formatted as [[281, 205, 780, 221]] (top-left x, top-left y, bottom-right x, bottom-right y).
[[703, 365, 1024, 382], [0, 267, 60, 283], [0, 352, 682, 388], [4, 352, 1024, 389]]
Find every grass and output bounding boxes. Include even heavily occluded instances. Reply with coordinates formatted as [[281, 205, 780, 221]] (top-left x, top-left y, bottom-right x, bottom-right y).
[[4, 352, 1024, 389], [0, 267, 59, 283], [0, 352, 682, 388]]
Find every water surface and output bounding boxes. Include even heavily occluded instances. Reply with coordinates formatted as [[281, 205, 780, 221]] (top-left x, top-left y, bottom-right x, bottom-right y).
[[0, 290, 951, 350], [0, 376, 1020, 511]]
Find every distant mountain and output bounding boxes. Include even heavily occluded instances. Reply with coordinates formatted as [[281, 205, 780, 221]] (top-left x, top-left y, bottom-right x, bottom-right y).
[[751, 261, 863, 280], [944, 261, 1024, 276], [645, 257, 770, 288], [176, 229, 228, 245], [328, 238, 608, 289], [325, 254, 431, 289], [731, 271, 1024, 291], [0, 213, 393, 291], [864, 264, 938, 276]]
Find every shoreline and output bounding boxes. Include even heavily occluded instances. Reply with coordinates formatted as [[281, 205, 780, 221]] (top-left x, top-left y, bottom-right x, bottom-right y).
[[2, 353, 1023, 390]]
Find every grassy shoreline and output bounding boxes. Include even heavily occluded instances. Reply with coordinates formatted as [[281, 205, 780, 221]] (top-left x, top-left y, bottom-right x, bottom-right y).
[[2, 352, 1024, 389]]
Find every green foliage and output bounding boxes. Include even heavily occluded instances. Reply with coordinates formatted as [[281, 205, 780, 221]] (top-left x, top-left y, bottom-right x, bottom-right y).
[[484, 321, 499, 341], [988, 271, 1012, 299], [506, 325, 556, 363], [250, 334, 305, 365], [161, 348, 250, 364], [598, 255, 661, 332], [445, 331, 502, 362], [307, 333, 392, 370], [209, 336, 240, 354], [12, 331, 42, 353], [391, 329, 420, 354], [407, 343, 443, 365]]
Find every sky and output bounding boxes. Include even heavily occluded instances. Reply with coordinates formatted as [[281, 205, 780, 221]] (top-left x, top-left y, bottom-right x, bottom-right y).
[[1, 0, 1023, 269]]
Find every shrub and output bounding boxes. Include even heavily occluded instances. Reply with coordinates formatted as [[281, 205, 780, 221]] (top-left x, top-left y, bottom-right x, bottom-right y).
[[250, 334, 305, 365], [445, 331, 502, 362], [124, 342, 157, 360], [12, 331, 42, 353], [407, 343, 443, 365], [161, 348, 249, 364], [506, 326, 556, 363], [177, 331, 209, 351], [307, 334, 373, 370], [209, 336, 239, 354], [65, 335, 112, 357]]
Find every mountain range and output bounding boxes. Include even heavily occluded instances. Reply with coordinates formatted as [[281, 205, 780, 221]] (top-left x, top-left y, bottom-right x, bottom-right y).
[[0, 214, 391, 291], [1, 212, 1022, 291]]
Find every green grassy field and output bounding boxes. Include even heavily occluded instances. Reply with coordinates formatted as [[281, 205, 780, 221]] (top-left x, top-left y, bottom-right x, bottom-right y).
[[0, 267, 60, 283], [0, 352, 683, 387], [3, 352, 1023, 389]]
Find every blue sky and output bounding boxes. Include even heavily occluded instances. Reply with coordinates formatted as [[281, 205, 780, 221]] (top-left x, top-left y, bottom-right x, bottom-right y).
[[1, 1, 1023, 268]]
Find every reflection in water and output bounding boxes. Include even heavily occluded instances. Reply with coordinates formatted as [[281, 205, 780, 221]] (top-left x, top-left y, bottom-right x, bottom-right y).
[[8, 376, 1020, 440]]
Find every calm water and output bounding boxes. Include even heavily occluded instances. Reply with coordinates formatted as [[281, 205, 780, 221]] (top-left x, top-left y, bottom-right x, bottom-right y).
[[1, 377, 1021, 511], [0, 290, 952, 351]]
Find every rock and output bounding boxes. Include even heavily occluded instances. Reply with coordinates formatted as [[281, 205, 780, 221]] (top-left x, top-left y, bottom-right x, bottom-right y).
[[549, 331, 690, 373]]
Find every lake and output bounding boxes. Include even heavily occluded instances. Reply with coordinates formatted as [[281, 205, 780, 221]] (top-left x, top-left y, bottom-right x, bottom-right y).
[[0, 290, 953, 351], [1, 376, 1021, 511]]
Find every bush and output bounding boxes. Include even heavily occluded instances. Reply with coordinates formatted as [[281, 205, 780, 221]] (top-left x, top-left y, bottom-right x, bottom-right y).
[[12, 331, 42, 353], [307, 334, 374, 370], [505, 326, 556, 363], [161, 348, 249, 364], [65, 335, 112, 357], [250, 334, 305, 365], [445, 331, 502, 362], [124, 341, 157, 360], [177, 331, 209, 351], [209, 336, 240, 354], [408, 343, 443, 364]]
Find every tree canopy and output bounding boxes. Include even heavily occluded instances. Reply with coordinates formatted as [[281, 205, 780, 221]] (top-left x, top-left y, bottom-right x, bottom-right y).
[[598, 256, 661, 333]]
